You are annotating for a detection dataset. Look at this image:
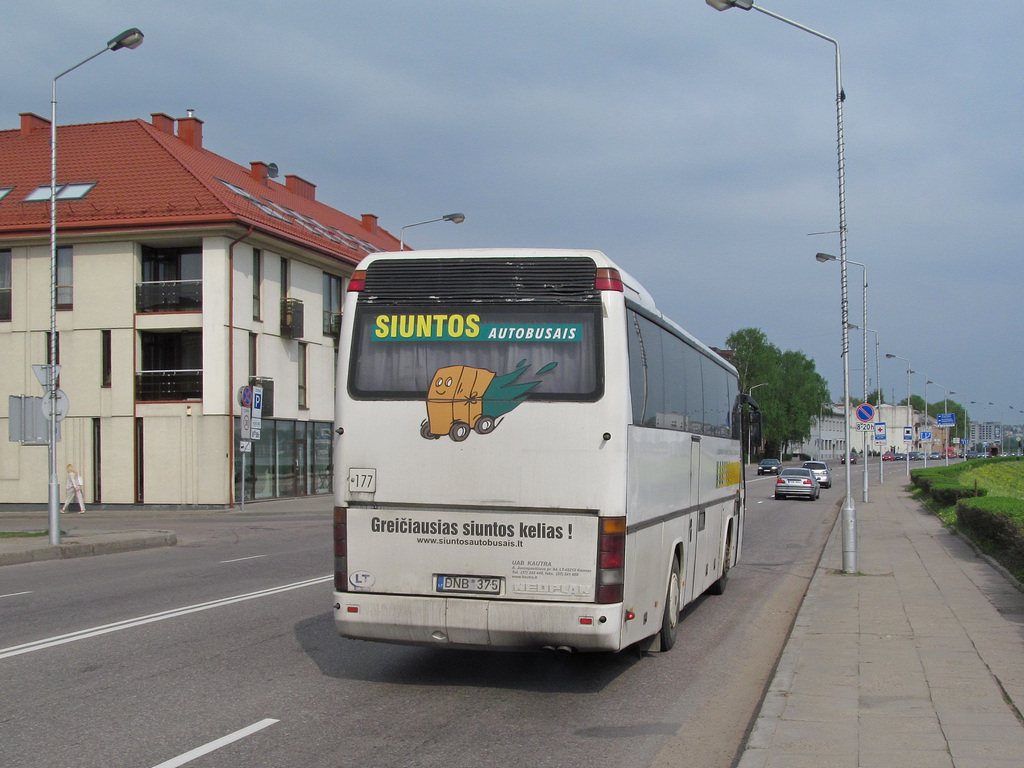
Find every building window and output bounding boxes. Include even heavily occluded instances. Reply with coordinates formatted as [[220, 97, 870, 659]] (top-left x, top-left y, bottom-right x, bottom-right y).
[[135, 331, 202, 401], [101, 330, 112, 388], [0, 249, 10, 322], [249, 332, 258, 380], [280, 257, 289, 298], [322, 272, 343, 336], [297, 342, 308, 409], [56, 246, 73, 310], [137, 245, 202, 312], [252, 248, 262, 320]]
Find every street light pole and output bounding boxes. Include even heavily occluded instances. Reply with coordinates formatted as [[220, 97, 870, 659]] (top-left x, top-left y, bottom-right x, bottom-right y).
[[48, 28, 144, 545], [886, 354, 912, 477], [399, 212, 465, 250], [816, 253, 868, 502], [708, 0, 856, 572]]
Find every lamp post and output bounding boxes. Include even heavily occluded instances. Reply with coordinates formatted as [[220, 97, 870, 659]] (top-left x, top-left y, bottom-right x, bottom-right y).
[[47, 28, 144, 545], [399, 212, 465, 250], [817, 253, 868, 502], [707, 0, 855, 571], [746, 382, 768, 463], [928, 381, 953, 465], [886, 354, 913, 476]]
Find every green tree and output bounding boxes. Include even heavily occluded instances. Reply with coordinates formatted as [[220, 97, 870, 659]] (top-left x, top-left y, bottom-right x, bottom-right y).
[[726, 328, 832, 459]]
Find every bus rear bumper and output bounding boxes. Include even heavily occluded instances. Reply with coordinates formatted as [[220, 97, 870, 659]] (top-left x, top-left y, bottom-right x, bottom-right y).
[[334, 592, 625, 652]]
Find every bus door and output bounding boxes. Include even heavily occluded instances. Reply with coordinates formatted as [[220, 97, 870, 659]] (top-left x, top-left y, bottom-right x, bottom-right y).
[[685, 434, 705, 604]]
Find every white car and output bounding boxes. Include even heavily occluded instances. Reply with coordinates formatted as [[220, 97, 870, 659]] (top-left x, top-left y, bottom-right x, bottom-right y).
[[801, 461, 832, 489]]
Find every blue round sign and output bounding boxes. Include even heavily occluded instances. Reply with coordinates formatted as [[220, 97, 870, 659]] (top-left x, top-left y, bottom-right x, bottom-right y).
[[856, 403, 875, 422]]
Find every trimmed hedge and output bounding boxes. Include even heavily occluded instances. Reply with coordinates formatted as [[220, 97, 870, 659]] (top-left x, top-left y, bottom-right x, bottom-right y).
[[957, 496, 1024, 580], [912, 458, 1024, 582]]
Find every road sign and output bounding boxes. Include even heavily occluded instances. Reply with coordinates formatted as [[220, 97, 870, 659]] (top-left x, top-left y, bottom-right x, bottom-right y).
[[32, 364, 60, 390], [856, 403, 875, 422], [937, 413, 956, 427], [252, 386, 263, 417], [875, 422, 887, 441], [241, 406, 252, 439], [238, 385, 253, 408], [903, 427, 913, 442], [40, 389, 70, 421], [921, 431, 932, 441], [239, 440, 252, 453], [856, 423, 873, 432]]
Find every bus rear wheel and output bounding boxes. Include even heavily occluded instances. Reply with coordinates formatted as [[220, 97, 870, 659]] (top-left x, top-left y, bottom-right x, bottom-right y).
[[659, 555, 681, 652]]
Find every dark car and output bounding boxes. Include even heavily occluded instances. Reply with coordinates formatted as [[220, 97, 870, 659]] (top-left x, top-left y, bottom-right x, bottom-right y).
[[758, 459, 782, 475], [774, 468, 820, 500]]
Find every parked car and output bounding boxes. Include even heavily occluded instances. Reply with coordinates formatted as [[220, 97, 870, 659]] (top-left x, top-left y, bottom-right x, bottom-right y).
[[928, 452, 942, 461], [774, 467, 820, 500], [758, 458, 782, 475], [909, 451, 924, 461], [801, 461, 832, 489]]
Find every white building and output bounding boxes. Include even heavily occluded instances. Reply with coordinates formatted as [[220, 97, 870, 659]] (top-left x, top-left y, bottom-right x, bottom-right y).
[[1, 111, 400, 507]]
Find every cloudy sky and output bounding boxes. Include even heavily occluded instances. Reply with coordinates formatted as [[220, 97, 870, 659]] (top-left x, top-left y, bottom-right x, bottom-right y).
[[4, 1, 1021, 426]]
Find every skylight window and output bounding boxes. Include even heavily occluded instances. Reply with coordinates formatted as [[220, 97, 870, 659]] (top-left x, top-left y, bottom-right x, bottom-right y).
[[0, 188, 12, 201], [23, 182, 97, 202]]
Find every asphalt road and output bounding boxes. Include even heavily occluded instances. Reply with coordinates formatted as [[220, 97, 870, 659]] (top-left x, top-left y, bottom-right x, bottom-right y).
[[0, 473, 837, 768]]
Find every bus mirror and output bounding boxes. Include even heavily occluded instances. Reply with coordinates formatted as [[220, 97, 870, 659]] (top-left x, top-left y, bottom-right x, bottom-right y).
[[748, 409, 762, 447]]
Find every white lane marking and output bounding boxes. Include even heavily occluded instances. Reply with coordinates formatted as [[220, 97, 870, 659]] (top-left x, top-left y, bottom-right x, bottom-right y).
[[0, 575, 331, 660], [151, 718, 279, 768], [219, 555, 268, 563], [1, 591, 33, 599]]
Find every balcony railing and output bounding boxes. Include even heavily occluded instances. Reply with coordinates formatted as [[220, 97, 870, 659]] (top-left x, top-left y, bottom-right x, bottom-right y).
[[136, 280, 202, 313], [135, 369, 202, 401]]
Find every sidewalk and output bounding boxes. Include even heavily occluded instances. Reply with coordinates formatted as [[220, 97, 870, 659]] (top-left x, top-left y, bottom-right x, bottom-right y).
[[739, 474, 1024, 767], [0, 496, 329, 566]]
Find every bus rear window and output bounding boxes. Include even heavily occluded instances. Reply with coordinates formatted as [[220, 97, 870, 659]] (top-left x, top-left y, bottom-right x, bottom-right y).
[[348, 304, 603, 401]]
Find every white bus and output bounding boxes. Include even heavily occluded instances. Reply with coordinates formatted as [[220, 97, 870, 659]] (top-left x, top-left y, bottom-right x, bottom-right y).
[[333, 249, 760, 652]]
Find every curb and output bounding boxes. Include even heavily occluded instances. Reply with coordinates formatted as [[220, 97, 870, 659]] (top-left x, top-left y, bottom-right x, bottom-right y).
[[0, 531, 177, 566]]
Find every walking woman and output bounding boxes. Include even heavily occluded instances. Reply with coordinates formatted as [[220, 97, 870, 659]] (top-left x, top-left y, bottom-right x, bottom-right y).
[[63, 464, 86, 514]]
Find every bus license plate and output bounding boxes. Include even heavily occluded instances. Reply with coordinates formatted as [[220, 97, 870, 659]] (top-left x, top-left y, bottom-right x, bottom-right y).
[[435, 575, 502, 595]]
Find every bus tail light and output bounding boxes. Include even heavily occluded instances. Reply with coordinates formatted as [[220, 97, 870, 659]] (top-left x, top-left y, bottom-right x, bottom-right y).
[[334, 506, 348, 591], [347, 270, 366, 292], [594, 267, 623, 292], [597, 516, 625, 603]]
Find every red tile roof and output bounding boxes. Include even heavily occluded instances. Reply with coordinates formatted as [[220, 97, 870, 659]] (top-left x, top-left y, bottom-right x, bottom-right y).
[[0, 113, 399, 264]]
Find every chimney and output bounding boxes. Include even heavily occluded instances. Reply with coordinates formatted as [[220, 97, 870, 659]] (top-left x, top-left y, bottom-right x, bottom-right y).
[[177, 114, 203, 150], [150, 113, 175, 135], [250, 162, 270, 184], [285, 174, 316, 201], [20, 112, 50, 136], [361, 214, 379, 233]]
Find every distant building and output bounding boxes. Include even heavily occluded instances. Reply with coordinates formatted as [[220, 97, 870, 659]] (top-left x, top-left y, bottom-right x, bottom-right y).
[[0, 111, 400, 506]]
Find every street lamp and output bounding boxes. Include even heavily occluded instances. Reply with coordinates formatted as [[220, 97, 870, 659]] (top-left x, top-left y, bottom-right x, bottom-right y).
[[399, 212, 465, 250], [708, 0, 856, 572], [47, 27, 144, 545], [818, 253, 868, 502], [886, 354, 913, 477]]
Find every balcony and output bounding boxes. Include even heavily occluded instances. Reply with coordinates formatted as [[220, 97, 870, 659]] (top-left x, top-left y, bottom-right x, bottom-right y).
[[136, 280, 202, 313], [281, 298, 304, 339], [135, 369, 202, 401]]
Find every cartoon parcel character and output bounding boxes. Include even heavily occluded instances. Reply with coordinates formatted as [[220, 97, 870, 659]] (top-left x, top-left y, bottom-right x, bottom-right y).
[[423, 365, 496, 441]]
